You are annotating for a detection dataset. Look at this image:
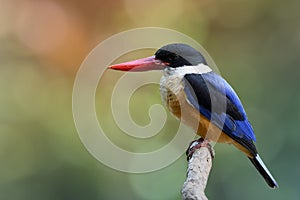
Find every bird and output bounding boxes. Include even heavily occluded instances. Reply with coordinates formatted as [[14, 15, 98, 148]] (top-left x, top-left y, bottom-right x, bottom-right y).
[[108, 43, 278, 188]]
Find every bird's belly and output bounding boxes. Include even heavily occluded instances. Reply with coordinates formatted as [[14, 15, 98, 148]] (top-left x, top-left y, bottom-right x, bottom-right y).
[[162, 88, 233, 143]]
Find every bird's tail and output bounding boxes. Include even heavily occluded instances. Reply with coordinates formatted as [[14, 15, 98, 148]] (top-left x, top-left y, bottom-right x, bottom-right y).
[[249, 154, 278, 189]]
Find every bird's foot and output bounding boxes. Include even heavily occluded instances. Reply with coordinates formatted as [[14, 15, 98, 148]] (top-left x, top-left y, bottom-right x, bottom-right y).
[[186, 138, 215, 161]]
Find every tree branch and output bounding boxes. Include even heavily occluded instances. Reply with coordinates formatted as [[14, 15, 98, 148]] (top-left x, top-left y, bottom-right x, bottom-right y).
[[181, 140, 214, 200]]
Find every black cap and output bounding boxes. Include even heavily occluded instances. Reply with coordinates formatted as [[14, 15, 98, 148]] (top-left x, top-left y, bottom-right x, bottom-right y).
[[154, 43, 207, 68]]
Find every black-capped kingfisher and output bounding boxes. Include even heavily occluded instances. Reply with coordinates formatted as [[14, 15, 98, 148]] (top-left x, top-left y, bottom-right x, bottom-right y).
[[108, 43, 278, 188]]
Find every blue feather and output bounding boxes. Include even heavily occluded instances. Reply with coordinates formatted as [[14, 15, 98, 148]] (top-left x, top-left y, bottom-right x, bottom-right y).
[[184, 72, 256, 142]]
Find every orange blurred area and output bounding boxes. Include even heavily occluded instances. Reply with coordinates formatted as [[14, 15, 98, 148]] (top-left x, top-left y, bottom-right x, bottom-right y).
[[2, 0, 125, 73]]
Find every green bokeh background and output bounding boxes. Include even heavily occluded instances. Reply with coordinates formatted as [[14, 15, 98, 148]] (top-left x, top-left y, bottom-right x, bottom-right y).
[[1, 0, 299, 199]]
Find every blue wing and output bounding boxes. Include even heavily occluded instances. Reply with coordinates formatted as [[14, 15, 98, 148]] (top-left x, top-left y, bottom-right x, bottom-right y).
[[184, 72, 257, 154]]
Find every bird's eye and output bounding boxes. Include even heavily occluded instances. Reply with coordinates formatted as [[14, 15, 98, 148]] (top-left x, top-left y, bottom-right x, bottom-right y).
[[168, 54, 179, 61]]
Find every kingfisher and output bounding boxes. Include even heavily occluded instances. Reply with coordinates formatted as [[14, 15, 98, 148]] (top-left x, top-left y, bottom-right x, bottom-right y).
[[108, 43, 278, 188]]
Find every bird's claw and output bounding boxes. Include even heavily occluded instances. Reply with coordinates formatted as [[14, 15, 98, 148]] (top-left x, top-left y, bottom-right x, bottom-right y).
[[186, 138, 215, 161]]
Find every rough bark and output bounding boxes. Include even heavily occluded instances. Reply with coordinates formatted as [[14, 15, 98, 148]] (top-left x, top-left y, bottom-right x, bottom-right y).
[[181, 141, 214, 200]]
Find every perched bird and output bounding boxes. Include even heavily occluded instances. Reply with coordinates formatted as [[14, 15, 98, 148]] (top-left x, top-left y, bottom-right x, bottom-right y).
[[108, 43, 278, 188]]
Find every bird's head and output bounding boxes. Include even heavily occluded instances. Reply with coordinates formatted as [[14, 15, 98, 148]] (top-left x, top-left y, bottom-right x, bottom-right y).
[[108, 43, 207, 71]]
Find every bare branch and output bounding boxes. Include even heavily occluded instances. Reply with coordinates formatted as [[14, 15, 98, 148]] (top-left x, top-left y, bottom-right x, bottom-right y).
[[181, 141, 214, 200]]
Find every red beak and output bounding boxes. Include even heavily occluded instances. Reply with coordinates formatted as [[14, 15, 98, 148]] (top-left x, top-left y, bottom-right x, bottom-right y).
[[108, 56, 167, 72]]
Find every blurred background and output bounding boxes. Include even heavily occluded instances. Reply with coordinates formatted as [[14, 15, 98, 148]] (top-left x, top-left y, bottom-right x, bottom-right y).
[[1, 0, 300, 199]]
